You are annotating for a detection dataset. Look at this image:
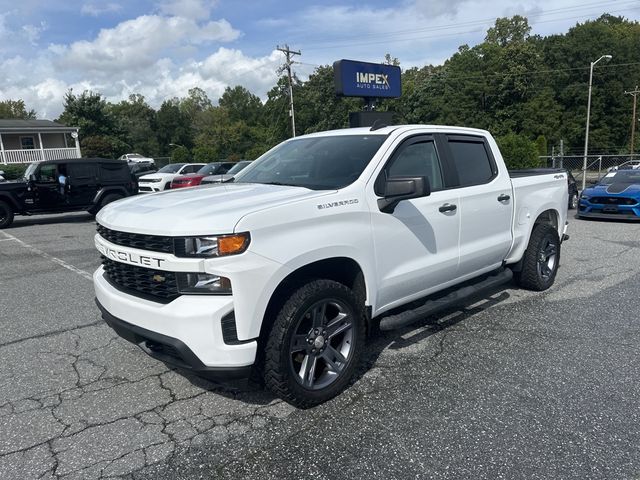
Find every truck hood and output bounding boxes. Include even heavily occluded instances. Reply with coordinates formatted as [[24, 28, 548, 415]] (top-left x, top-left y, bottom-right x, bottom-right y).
[[97, 182, 333, 236]]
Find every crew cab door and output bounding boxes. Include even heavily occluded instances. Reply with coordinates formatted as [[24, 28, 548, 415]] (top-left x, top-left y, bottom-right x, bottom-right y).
[[441, 134, 513, 276], [67, 162, 98, 206], [369, 134, 460, 311]]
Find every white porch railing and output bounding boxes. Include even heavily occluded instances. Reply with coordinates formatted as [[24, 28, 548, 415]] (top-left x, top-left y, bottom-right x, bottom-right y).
[[1, 148, 80, 164]]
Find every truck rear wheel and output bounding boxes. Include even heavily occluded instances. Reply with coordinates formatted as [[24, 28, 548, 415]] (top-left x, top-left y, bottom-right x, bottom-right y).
[[264, 279, 366, 408], [0, 200, 14, 229], [514, 223, 560, 291]]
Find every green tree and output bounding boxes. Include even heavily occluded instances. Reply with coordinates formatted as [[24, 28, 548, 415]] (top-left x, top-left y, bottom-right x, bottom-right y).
[[156, 99, 193, 154], [496, 132, 540, 169], [0, 99, 36, 119], [57, 90, 114, 137], [171, 145, 191, 163], [110, 94, 159, 156], [218, 86, 263, 125]]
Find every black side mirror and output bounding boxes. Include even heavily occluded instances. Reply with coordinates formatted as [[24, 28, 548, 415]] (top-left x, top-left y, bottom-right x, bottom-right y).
[[377, 176, 430, 213], [29, 174, 37, 182]]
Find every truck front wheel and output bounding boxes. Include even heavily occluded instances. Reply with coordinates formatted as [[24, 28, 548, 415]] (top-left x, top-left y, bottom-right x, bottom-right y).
[[514, 223, 560, 291], [0, 200, 14, 229], [264, 279, 366, 408]]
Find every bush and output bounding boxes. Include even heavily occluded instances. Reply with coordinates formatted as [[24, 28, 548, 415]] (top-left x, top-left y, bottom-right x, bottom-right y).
[[192, 145, 219, 163], [81, 135, 130, 158], [496, 133, 540, 169], [0, 164, 28, 180], [171, 146, 191, 163]]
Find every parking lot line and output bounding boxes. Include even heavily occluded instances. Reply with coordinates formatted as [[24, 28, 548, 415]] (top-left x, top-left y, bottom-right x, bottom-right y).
[[0, 230, 94, 282]]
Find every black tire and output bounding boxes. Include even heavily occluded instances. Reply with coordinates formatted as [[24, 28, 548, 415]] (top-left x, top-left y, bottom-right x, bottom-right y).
[[568, 193, 578, 210], [0, 200, 14, 229], [514, 224, 560, 291], [264, 279, 366, 408], [95, 193, 123, 213]]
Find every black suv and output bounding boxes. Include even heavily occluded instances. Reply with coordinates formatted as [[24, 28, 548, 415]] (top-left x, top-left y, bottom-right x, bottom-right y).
[[0, 158, 136, 228]]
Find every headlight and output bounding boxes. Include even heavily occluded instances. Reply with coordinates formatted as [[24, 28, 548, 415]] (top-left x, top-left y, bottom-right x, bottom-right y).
[[580, 195, 589, 200], [177, 273, 231, 295], [175, 232, 250, 257]]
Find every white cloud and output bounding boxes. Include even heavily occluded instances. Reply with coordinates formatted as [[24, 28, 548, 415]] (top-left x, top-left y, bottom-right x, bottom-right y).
[[159, 0, 216, 20], [21, 21, 47, 45], [81, 2, 123, 17], [53, 14, 240, 73]]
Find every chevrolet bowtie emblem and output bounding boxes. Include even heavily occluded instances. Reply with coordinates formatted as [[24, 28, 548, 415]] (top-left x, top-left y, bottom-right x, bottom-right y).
[[153, 274, 166, 283]]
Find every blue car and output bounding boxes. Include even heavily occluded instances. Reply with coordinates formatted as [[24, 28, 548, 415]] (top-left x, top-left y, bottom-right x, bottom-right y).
[[578, 169, 640, 220]]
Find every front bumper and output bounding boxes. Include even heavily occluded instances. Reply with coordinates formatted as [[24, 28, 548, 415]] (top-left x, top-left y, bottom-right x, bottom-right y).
[[578, 201, 640, 220], [96, 299, 252, 379], [94, 266, 257, 375], [138, 184, 163, 193]]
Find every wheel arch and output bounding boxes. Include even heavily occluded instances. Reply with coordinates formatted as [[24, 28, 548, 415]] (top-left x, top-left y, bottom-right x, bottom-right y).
[[256, 256, 370, 362], [0, 193, 22, 212]]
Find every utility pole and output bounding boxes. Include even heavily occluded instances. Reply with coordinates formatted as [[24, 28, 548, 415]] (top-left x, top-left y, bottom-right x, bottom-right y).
[[277, 44, 301, 137], [625, 86, 639, 157]]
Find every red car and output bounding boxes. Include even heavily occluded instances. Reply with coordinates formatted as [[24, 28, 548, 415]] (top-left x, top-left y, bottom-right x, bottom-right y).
[[170, 162, 234, 189]]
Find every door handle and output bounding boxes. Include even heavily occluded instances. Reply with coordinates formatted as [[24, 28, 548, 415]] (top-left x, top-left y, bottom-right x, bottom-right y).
[[497, 194, 511, 202], [439, 203, 457, 213]]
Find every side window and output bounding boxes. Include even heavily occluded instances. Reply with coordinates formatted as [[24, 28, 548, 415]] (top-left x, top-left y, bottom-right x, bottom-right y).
[[69, 163, 97, 185], [99, 163, 130, 182], [386, 140, 444, 191], [183, 165, 201, 174], [448, 139, 495, 187], [37, 164, 57, 182]]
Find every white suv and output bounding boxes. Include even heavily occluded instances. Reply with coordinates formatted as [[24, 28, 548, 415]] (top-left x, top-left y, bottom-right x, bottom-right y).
[[138, 163, 206, 193]]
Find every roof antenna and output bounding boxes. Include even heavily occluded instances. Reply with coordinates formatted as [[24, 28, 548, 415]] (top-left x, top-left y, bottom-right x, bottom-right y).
[[370, 119, 387, 131]]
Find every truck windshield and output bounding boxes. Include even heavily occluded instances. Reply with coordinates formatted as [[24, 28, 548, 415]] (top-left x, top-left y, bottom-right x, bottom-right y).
[[234, 135, 387, 190]]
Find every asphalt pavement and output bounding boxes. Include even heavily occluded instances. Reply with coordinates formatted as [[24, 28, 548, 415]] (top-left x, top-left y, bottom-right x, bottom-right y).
[[0, 212, 639, 479]]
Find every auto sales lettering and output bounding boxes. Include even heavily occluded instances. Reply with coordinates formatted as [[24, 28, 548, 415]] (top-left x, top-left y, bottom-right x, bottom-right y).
[[355, 72, 390, 91]]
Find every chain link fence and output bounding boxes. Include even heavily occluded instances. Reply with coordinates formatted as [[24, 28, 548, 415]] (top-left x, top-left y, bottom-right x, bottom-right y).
[[538, 154, 639, 184]]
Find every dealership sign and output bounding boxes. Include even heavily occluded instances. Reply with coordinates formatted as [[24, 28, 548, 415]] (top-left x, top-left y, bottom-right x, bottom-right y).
[[333, 60, 401, 98]]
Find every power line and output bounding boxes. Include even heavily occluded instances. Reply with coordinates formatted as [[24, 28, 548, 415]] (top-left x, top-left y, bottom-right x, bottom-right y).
[[299, 0, 635, 44], [277, 44, 301, 138], [301, 5, 640, 51]]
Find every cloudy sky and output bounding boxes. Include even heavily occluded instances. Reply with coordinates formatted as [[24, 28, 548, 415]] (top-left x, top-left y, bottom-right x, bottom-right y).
[[0, 0, 638, 118]]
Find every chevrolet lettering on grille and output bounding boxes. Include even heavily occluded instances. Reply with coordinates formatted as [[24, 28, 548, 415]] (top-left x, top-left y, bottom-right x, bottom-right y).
[[96, 241, 165, 268]]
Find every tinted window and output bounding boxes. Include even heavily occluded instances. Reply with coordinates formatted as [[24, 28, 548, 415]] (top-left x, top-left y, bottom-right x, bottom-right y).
[[181, 164, 203, 174], [448, 139, 494, 187], [99, 163, 130, 182], [37, 164, 57, 182], [158, 164, 185, 173], [235, 135, 386, 190], [198, 164, 223, 175], [69, 163, 97, 185], [386, 141, 443, 190]]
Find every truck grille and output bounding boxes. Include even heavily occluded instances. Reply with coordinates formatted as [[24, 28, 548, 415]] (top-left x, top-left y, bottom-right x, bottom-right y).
[[590, 197, 637, 206], [97, 224, 174, 254], [101, 256, 179, 300]]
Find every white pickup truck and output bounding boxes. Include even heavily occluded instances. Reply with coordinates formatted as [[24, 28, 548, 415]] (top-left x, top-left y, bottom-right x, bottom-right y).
[[94, 125, 568, 408]]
